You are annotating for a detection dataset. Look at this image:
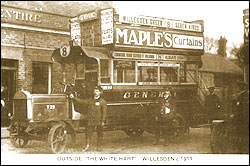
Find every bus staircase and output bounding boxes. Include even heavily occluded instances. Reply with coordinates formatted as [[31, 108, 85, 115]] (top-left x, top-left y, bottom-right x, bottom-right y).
[[186, 71, 209, 128]]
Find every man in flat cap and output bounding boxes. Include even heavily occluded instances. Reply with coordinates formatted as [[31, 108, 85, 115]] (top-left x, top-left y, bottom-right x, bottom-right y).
[[205, 86, 221, 126], [70, 85, 107, 152]]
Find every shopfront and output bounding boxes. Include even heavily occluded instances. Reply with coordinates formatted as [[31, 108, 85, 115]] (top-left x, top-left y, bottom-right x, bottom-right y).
[[1, 5, 71, 128]]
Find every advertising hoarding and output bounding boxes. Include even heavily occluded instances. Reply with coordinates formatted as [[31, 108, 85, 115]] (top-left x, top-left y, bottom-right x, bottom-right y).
[[101, 8, 114, 45], [70, 17, 81, 46], [243, 9, 249, 44], [119, 14, 203, 32], [115, 26, 204, 50]]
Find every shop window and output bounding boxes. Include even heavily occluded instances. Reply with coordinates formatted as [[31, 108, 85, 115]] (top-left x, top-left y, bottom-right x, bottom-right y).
[[100, 59, 110, 83], [32, 62, 49, 94], [113, 60, 135, 83]]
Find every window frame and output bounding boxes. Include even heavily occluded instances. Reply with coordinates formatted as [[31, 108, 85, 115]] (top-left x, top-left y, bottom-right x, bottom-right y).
[[100, 59, 111, 85], [137, 61, 181, 85], [107, 58, 199, 86], [112, 59, 137, 85]]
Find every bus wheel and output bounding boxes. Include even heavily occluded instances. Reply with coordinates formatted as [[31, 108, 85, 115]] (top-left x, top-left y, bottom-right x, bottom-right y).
[[48, 124, 67, 154], [10, 136, 29, 148], [9, 125, 29, 148], [124, 127, 144, 137]]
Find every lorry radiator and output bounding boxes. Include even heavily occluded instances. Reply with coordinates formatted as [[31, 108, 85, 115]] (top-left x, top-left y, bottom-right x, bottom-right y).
[[13, 99, 27, 119]]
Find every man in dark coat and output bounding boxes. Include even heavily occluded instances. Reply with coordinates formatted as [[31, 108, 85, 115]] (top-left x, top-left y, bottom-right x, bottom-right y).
[[71, 86, 107, 152], [152, 89, 176, 146], [205, 86, 221, 125]]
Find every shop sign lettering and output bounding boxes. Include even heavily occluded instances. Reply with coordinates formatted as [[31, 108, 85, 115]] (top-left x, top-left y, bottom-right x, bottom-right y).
[[1, 7, 41, 23], [113, 52, 187, 61], [70, 17, 81, 46], [1, 6, 70, 31], [119, 15, 203, 32], [115, 26, 203, 50], [78, 11, 97, 22], [243, 9, 249, 43], [101, 8, 114, 45]]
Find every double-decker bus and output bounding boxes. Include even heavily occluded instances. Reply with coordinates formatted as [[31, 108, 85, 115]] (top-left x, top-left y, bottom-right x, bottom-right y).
[[52, 8, 205, 136], [9, 8, 206, 153]]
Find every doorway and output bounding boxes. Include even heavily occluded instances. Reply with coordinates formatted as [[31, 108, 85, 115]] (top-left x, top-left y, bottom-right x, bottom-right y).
[[1, 68, 16, 127]]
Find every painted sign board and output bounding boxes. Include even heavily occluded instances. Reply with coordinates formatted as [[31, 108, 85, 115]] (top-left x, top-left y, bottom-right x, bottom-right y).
[[78, 11, 97, 22], [118, 14, 203, 32], [101, 8, 114, 45], [70, 17, 81, 46], [1, 5, 70, 31], [243, 9, 249, 44], [113, 52, 201, 61], [115, 26, 204, 50]]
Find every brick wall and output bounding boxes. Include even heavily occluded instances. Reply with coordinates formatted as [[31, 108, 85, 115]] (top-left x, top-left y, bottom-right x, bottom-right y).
[[1, 27, 70, 92], [51, 63, 63, 93], [1, 28, 69, 49], [81, 20, 101, 47], [1, 28, 25, 46]]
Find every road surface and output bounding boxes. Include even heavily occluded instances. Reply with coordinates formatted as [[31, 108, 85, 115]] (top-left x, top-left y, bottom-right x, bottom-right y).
[[1, 127, 211, 154]]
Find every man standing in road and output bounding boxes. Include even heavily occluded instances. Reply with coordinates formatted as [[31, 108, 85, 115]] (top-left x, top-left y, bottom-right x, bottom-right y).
[[71, 86, 107, 152], [152, 89, 175, 146], [205, 86, 221, 125]]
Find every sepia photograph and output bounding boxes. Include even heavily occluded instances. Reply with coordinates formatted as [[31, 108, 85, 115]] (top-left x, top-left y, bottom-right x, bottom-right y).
[[1, 1, 249, 165]]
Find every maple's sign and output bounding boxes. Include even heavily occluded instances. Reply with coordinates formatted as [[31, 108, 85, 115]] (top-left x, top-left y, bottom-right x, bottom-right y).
[[115, 26, 203, 50]]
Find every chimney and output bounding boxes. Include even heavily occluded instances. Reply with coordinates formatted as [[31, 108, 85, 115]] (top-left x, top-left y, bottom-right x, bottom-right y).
[[217, 36, 227, 57]]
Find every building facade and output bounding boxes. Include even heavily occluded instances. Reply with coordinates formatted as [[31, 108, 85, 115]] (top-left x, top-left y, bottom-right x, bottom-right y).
[[1, 5, 71, 127], [199, 53, 243, 113]]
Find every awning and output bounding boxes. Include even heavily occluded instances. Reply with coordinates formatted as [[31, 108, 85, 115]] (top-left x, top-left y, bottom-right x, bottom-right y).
[[51, 46, 110, 64]]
